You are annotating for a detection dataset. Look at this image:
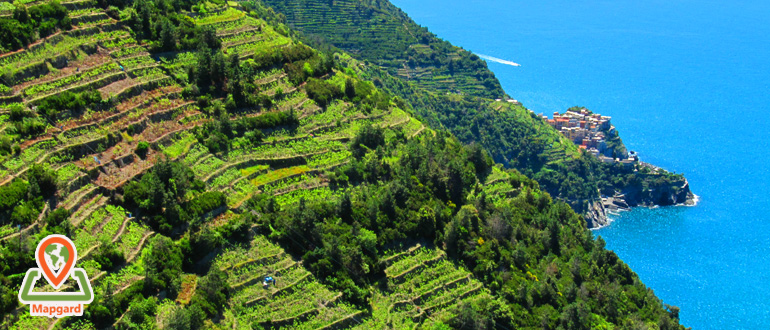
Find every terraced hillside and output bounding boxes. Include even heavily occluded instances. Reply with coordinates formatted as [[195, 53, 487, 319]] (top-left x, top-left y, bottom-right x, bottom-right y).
[[215, 236, 363, 329], [357, 246, 498, 329], [0, 1, 421, 328], [0, 0, 422, 224], [261, 0, 506, 99], [262, 0, 692, 222], [214, 237, 498, 329], [0, 1, 685, 329]]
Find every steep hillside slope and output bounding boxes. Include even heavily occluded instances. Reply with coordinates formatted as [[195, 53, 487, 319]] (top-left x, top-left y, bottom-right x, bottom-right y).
[[0, 1, 684, 329], [262, 0, 506, 99], [260, 0, 693, 223]]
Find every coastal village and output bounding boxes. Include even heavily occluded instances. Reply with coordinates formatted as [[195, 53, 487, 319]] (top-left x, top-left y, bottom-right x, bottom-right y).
[[544, 107, 637, 168]]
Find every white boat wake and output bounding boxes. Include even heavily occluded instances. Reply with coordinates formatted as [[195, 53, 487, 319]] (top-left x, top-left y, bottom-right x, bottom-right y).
[[475, 53, 521, 67]]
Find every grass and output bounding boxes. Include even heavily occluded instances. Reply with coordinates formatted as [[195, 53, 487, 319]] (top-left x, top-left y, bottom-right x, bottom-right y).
[[192, 156, 225, 177], [195, 8, 245, 25], [117, 221, 149, 257], [161, 132, 197, 159], [251, 165, 309, 186], [0, 224, 15, 237], [176, 274, 198, 305], [240, 164, 269, 177], [182, 144, 210, 165]]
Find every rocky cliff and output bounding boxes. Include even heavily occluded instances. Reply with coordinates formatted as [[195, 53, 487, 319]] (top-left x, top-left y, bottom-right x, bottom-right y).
[[585, 177, 696, 228]]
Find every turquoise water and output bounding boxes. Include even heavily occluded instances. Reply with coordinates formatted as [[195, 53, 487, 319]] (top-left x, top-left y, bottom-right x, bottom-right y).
[[390, 0, 770, 328]]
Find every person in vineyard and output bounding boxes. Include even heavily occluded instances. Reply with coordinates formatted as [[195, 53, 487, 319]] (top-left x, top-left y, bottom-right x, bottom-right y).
[[263, 276, 276, 289]]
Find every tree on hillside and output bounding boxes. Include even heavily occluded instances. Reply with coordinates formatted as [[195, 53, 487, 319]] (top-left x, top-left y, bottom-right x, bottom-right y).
[[144, 235, 183, 295]]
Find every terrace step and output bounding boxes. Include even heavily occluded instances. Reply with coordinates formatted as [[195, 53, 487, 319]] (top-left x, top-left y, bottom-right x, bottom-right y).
[[242, 272, 312, 307], [61, 0, 99, 10], [387, 251, 445, 281], [93, 151, 162, 191], [265, 271, 312, 297], [71, 12, 110, 26], [422, 282, 484, 313], [223, 35, 265, 48], [428, 290, 488, 319], [409, 124, 426, 138], [15, 100, 183, 157], [70, 194, 108, 228], [56, 169, 88, 194], [0, 222, 39, 242], [222, 251, 285, 272], [125, 232, 155, 263], [263, 293, 343, 329], [218, 25, 263, 40], [110, 46, 149, 59], [231, 257, 297, 290], [254, 72, 288, 86], [90, 212, 115, 235], [191, 153, 215, 167], [380, 243, 424, 267], [392, 274, 472, 311], [78, 241, 101, 260], [112, 275, 146, 296], [269, 178, 330, 197], [14, 53, 110, 92], [226, 166, 270, 189], [203, 157, 261, 183], [314, 310, 364, 330], [115, 223, 152, 258], [119, 101, 195, 135], [62, 184, 99, 214], [27, 71, 127, 105], [111, 216, 134, 243]]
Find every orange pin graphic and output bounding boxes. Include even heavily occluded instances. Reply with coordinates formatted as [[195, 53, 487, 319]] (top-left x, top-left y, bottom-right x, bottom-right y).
[[35, 235, 77, 290]]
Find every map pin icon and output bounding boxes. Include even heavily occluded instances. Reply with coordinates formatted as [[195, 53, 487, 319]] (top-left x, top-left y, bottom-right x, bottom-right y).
[[35, 235, 77, 290]]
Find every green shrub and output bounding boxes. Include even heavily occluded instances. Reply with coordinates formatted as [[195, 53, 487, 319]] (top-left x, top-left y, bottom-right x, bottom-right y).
[[13, 117, 47, 138], [93, 242, 126, 271], [351, 123, 384, 158], [45, 208, 71, 229], [0, 136, 12, 156], [135, 141, 150, 158], [0, 1, 70, 51], [36, 90, 102, 118], [27, 164, 57, 199], [185, 191, 225, 218], [305, 78, 342, 108], [144, 235, 183, 295], [10, 199, 42, 226]]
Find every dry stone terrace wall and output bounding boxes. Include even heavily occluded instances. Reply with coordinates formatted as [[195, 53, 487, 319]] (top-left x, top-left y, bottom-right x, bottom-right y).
[[0, 3, 429, 329]]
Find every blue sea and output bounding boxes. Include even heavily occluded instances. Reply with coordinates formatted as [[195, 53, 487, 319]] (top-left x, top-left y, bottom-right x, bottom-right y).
[[390, 0, 770, 328]]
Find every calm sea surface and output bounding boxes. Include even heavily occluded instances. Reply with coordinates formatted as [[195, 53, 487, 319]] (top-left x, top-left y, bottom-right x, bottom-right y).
[[390, 0, 770, 328]]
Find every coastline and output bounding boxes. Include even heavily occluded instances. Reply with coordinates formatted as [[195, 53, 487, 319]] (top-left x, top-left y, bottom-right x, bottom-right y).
[[587, 187, 698, 230]]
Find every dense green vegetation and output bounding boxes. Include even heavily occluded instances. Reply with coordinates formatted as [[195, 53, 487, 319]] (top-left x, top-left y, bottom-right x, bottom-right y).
[[123, 160, 213, 234], [37, 90, 103, 119], [260, 0, 506, 99], [116, 0, 218, 52], [0, 1, 71, 52], [0, 0, 687, 329], [262, 0, 689, 215], [0, 164, 56, 226], [259, 129, 684, 329]]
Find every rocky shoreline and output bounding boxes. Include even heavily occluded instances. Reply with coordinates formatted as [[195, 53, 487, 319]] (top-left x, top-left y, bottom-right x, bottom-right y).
[[585, 178, 697, 229]]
